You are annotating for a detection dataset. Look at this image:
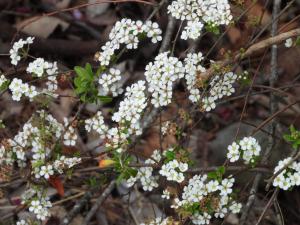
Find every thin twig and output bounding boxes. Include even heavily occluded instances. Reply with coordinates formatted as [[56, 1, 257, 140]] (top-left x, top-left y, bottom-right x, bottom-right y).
[[82, 180, 116, 225], [240, 1, 282, 224], [255, 188, 280, 225], [60, 190, 94, 225]]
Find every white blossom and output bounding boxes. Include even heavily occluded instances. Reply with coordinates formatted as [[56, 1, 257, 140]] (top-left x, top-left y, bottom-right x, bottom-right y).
[[145, 52, 185, 107], [97, 19, 162, 66], [168, 0, 232, 40], [285, 38, 293, 48], [9, 37, 34, 65]]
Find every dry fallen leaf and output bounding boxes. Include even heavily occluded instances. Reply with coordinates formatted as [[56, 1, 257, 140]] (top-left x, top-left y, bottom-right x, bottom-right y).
[[86, 0, 110, 18], [48, 176, 65, 197], [16, 16, 69, 38]]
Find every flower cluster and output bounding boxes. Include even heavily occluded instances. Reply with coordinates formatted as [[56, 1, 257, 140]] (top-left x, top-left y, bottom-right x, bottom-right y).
[[29, 198, 52, 220], [63, 118, 78, 146], [27, 58, 59, 94], [8, 78, 38, 101], [202, 72, 239, 111], [172, 174, 241, 224], [98, 67, 123, 96], [184, 52, 206, 102], [27, 58, 58, 78], [0, 111, 81, 221], [97, 19, 162, 66], [112, 80, 147, 136], [159, 159, 188, 183], [140, 217, 174, 225], [21, 187, 53, 221], [168, 0, 232, 40], [127, 150, 161, 191], [9, 37, 34, 65], [90, 81, 147, 153], [273, 157, 300, 190], [7, 39, 59, 102], [85, 111, 108, 138], [226, 136, 261, 164], [53, 156, 82, 174], [145, 52, 185, 107]]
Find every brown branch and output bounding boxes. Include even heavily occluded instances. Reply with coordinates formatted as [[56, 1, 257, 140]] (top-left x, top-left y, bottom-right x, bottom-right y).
[[82, 181, 116, 225], [255, 188, 280, 225], [188, 166, 272, 174], [240, 1, 282, 224], [200, 28, 300, 81], [251, 100, 300, 135]]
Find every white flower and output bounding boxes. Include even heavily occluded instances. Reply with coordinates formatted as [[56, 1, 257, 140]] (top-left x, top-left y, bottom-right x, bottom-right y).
[[98, 68, 123, 97], [214, 207, 228, 218], [27, 58, 57, 78], [126, 176, 137, 187], [0, 74, 8, 87], [229, 202, 242, 213], [168, 0, 232, 40], [202, 96, 216, 111], [159, 159, 187, 183], [206, 180, 219, 192], [285, 38, 293, 48], [16, 220, 28, 225], [97, 19, 162, 66], [192, 212, 211, 225], [85, 111, 108, 138], [226, 137, 261, 164], [111, 80, 147, 136], [181, 20, 204, 40], [219, 178, 234, 196], [145, 52, 185, 107], [24, 85, 38, 100], [9, 37, 34, 65], [226, 142, 240, 162], [273, 157, 300, 190], [184, 52, 205, 103], [63, 119, 77, 146], [162, 189, 171, 199], [39, 165, 54, 179], [53, 156, 81, 174], [29, 200, 42, 213]]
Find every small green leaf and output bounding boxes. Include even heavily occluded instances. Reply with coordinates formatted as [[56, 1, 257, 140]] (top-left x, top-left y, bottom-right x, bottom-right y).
[[205, 22, 220, 35], [295, 37, 300, 46], [74, 66, 87, 78], [217, 166, 225, 176], [165, 150, 175, 162], [207, 171, 218, 180], [85, 63, 94, 79], [98, 95, 113, 103]]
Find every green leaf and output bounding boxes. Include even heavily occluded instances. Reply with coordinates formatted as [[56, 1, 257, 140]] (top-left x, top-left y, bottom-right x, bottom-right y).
[[165, 150, 175, 162], [295, 37, 300, 46], [74, 66, 87, 78], [207, 171, 218, 180], [205, 22, 220, 35], [85, 63, 94, 79], [98, 95, 113, 103], [0, 80, 9, 91], [217, 166, 225, 176]]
